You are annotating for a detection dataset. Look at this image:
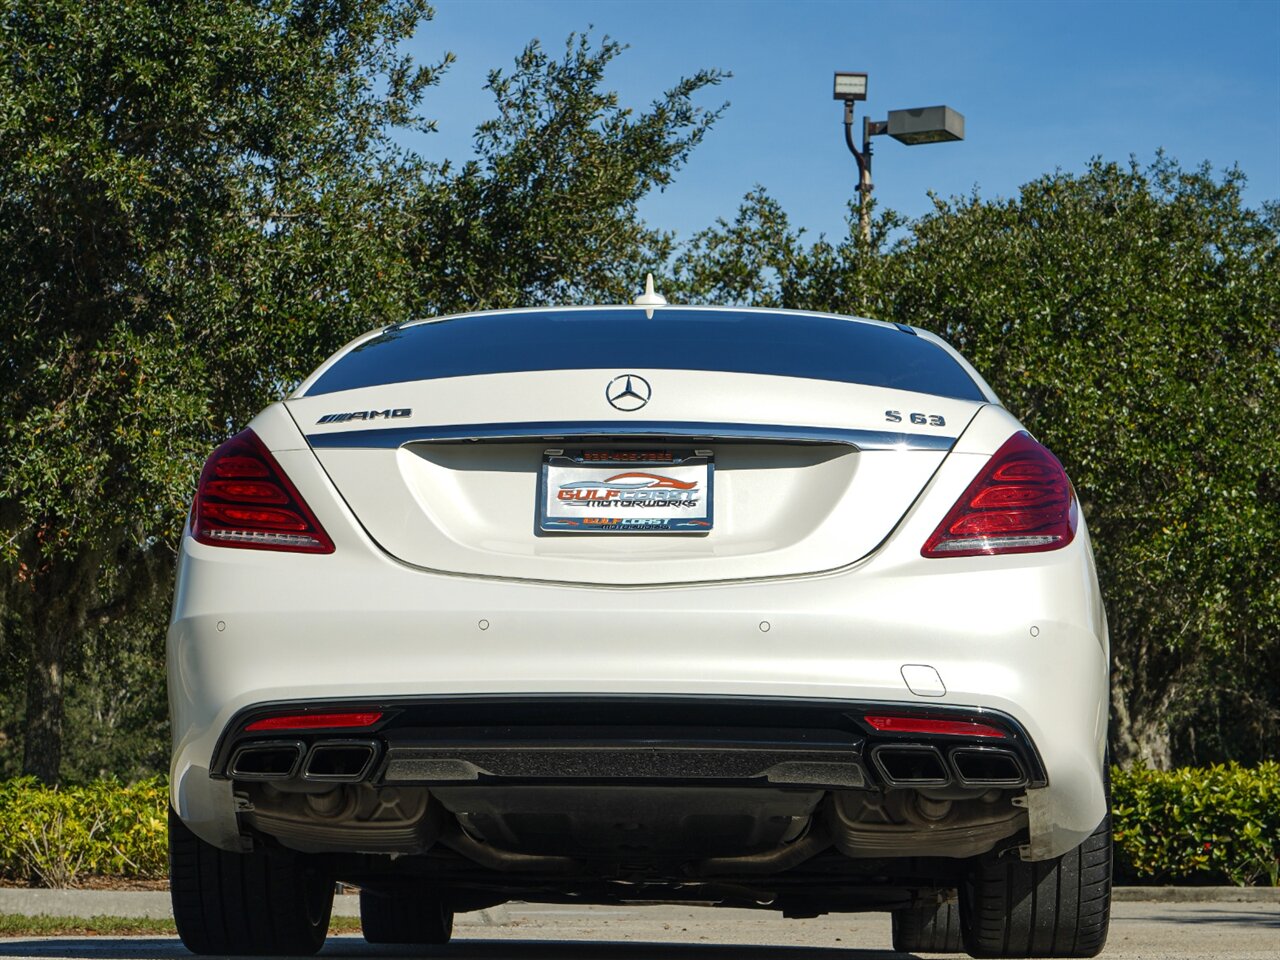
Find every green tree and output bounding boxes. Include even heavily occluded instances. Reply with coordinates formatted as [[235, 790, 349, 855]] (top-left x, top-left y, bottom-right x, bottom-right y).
[[672, 186, 903, 312], [406, 33, 725, 312], [59, 586, 171, 783], [0, 6, 725, 781], [676, 158, 1280, 767], [0, 0, 448, 782]]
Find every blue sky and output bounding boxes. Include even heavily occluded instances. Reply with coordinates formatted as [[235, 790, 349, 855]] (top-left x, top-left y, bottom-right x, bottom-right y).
[[405, 0, 1280, 243]]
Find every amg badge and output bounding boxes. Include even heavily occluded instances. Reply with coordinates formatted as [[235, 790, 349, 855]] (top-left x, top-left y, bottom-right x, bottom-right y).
[[316, 408, 411, 424]]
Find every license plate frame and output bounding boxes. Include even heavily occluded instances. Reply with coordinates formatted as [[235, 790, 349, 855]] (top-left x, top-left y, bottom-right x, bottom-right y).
[[538, 449, 714, 534]]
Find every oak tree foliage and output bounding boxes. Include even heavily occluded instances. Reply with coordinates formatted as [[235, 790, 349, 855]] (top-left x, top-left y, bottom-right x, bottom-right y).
[[0, 2, 725, 781], [406, 33, 725, 311], [0, 0, 451, 781]]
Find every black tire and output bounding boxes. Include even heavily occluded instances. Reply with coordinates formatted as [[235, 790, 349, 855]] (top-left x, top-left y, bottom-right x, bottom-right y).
[[360, 888, 454, 945], [169, 807, 333, 956], [892, 897, 963, 953], [959, 814, 1112, 958]]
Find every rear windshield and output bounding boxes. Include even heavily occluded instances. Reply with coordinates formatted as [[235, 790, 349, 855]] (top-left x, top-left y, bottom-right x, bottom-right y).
[[304, 308, 985, 401]]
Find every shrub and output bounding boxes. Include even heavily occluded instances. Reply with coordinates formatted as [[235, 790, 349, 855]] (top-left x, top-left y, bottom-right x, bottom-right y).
[[1111, 762, 1280, 886], [0, 777, 167, 887], [1, 768, 1277, 886]]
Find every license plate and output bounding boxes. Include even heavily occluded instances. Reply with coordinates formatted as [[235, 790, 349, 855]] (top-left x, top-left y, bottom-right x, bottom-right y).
[[539, 449, 713, 533]]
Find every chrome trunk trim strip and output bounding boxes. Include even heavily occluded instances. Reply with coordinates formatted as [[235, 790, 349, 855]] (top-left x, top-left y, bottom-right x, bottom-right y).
[[306, 420, 956, 451]]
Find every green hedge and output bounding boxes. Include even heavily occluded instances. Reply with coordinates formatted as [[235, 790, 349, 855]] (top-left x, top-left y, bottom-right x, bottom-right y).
[[1111, 762, 1280, 886], [0, 777, 168, 887], [0, 766, 1276, 887]]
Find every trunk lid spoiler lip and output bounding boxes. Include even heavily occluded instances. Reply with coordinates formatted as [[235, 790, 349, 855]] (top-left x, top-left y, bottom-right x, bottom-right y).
[[304, 420, 957, 452]]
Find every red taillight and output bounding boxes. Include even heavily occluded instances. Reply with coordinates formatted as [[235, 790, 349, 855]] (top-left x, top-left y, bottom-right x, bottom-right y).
[[863, 715, 1007, 739], [244, 711, 383, 732], [192, 429, 334, 554], [921, 431, 1077, 558]]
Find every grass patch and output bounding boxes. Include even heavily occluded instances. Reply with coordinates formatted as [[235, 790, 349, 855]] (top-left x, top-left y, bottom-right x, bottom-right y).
[[0, 914, 364, 938], [0, 915, 176, 937]]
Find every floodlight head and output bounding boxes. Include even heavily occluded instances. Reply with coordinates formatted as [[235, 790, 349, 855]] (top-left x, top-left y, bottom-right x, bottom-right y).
[[833, 72, 868, 102], [886, 106, 965, 145]]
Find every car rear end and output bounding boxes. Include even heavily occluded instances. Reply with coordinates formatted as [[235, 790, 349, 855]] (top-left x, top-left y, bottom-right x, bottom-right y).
[[168, 306, 1110, 957]]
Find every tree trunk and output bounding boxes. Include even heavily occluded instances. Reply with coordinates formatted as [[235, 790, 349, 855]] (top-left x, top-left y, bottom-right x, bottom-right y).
[[1110, 654, 1176, 770], [19, 551, 101, 784], [22, 617, 68, 783]]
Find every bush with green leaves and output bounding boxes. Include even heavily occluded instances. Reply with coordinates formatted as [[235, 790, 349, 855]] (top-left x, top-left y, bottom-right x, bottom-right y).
[[2, 770, 1277, 887], [0, 777, 167, 887], [1111, 762, 1280, 886]]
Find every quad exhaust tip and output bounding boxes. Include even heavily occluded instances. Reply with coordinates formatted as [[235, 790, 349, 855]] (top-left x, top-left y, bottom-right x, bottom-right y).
[[228, 739, 379, 782], [871, 744, 1028, 789]]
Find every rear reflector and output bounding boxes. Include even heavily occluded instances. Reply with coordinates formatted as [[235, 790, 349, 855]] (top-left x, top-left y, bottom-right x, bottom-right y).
[[921, 431, 1077, 558], [245, 711, 383, 732], [863, 715, 1008, 739], [192, 429, 334, 553]]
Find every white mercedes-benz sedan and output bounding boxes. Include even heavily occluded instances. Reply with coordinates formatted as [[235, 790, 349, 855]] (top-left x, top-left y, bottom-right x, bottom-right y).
[[168, 293, 1110, 957]]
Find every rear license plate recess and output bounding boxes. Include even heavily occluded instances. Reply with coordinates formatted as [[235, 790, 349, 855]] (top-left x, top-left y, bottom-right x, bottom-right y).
[[539, 448, 713, 533]]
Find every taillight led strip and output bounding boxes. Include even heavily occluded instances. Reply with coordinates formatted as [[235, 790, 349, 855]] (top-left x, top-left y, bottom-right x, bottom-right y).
[[192, 429, 334, 554], [922, 431, 1078, 558]]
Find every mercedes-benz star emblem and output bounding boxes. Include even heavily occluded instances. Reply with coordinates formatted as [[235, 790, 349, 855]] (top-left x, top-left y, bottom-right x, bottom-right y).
[[605, 374, 652, 412]]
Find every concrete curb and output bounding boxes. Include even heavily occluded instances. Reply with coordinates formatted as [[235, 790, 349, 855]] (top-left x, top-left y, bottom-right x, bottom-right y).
[[0, 887, 1274, 919], [1112, 886, 1280, 903]]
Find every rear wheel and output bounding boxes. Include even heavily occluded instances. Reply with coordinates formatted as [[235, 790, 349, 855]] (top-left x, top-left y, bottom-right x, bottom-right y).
[[892, 897, 963, 953], [169, 807, 333, 956], [360, 889, 454, 944], [959, 814, 1111, 958]]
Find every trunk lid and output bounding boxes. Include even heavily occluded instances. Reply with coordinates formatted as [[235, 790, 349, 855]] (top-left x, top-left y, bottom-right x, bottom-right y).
[[286, 367, 983, 585]]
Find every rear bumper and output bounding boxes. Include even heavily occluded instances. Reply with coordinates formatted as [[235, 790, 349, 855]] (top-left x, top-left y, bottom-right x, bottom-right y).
[[209, 694, 1046, 792], [169, 513, 1109, 862]]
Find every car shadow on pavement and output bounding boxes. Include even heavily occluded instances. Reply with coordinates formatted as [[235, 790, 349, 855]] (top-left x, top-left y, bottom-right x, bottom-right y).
[[1142, 908, 1280, 928], [0, 943, 178, 960], [319, 943, 911, 960], [0, 938, 916, 960]]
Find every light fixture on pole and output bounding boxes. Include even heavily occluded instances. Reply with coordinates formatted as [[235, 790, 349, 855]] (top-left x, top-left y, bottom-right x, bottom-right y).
[[833, 72, 964, 242], [832, 72, 868, 102]]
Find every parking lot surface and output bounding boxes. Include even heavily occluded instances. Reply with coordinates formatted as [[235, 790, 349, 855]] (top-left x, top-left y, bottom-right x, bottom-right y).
[[0, 900, 1276, 959]]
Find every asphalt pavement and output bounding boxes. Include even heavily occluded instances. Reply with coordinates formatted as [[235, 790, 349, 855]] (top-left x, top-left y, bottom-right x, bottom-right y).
[[0, 900, 1277, 960]]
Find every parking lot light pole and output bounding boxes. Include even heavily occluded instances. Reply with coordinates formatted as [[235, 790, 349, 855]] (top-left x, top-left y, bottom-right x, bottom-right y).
[[832, 71, 965, 243]]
